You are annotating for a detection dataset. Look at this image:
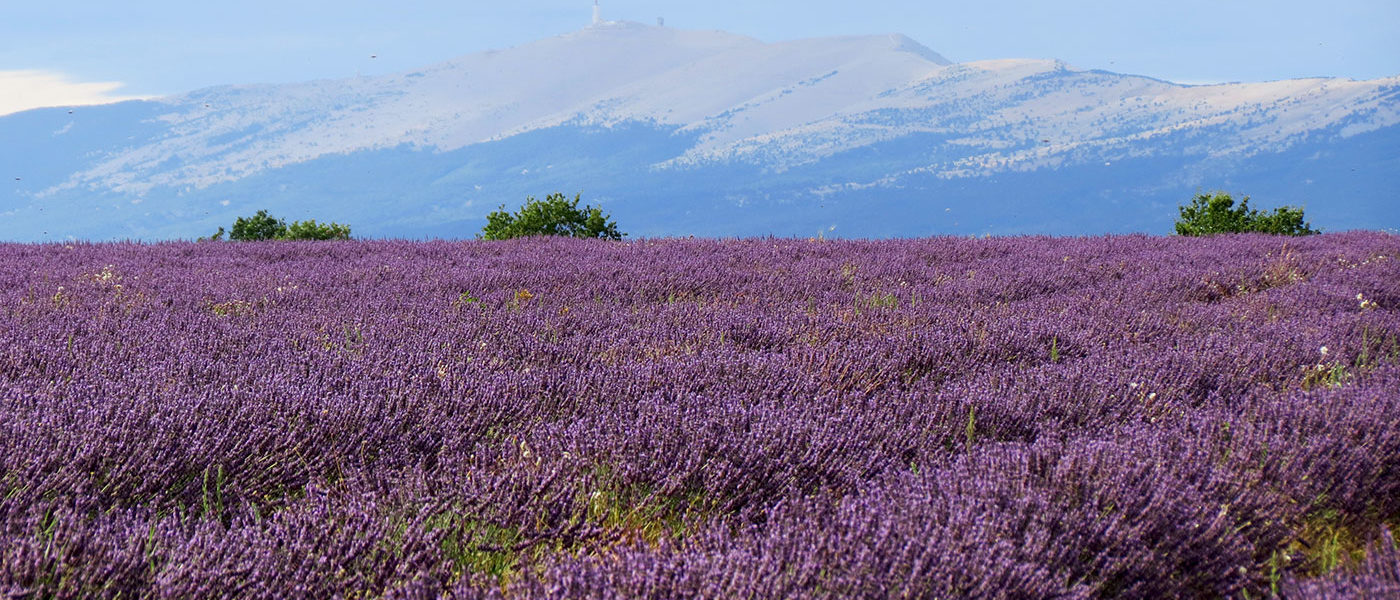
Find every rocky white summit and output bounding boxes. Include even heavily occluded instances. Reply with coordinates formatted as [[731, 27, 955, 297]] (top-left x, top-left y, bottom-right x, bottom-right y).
[[3, 23, 1397, 241]]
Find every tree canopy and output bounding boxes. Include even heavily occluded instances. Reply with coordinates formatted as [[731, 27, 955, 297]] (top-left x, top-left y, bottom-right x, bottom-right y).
[[480, 193, 623, 241], [223, 210, 351, 241], [1174, 192, 1318, 236], [230, 210, 286, 241]]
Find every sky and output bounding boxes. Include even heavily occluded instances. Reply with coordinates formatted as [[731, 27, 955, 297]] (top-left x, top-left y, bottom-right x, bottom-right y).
[[2, 0, 1398, 116]]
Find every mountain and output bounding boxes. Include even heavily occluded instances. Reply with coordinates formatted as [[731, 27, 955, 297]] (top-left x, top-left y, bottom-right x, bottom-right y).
[[3, 21, 1398, 242]]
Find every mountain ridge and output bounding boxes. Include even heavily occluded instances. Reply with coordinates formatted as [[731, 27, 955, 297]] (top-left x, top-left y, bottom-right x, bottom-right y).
[[2, 23, 1397, 241]]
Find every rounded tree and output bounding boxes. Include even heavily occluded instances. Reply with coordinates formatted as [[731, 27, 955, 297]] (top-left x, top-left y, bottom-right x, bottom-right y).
[[227, 210, 351, 241], [1174, 192, 1318, 236], [480, 193, 624, 241], [230, 210, 286, 241]]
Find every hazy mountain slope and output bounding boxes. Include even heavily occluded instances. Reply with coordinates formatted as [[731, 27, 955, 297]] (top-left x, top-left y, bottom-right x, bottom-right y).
[[2, 22, 1396, 242]]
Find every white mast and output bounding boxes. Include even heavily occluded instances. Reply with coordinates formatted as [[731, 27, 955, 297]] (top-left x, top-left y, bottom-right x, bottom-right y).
[[592, 1, 602, 25]]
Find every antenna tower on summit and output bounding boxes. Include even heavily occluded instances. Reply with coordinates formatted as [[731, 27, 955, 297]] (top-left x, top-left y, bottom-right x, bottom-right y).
[[593, 1, 602, 25]]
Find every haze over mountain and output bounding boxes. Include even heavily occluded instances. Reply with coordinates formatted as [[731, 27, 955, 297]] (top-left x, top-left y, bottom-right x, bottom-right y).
[[3, 21, 1398, 242]]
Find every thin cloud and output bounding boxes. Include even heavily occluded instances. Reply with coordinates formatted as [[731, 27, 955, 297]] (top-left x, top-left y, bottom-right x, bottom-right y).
[[0, 70, 152, 117]]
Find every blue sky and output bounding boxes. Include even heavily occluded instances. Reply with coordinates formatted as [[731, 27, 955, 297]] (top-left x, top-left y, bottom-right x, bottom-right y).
[[3, 0, 1398, 114]]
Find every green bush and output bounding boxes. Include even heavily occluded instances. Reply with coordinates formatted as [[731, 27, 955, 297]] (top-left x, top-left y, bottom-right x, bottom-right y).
[[1174, 192, 1318, 236], [283, 219, 352, 241], [226, 210, 351, 241], [480, 193, 623, 241], [230, 210, 286, 241]]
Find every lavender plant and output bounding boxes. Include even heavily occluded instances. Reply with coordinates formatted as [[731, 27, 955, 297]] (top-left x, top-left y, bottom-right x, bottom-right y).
[[0, 232, 1396, 598]]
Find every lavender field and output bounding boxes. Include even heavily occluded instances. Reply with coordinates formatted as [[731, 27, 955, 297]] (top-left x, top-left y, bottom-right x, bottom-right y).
[[2, 233, 1398, 599]]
